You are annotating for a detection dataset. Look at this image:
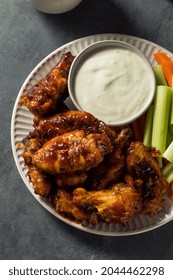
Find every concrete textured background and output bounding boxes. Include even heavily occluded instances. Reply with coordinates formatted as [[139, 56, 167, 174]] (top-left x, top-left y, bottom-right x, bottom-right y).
[[1, 0, 173, 259]]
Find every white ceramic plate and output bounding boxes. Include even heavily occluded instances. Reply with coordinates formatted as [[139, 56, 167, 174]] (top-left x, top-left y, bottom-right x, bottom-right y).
[[11, 34, 173, 236]]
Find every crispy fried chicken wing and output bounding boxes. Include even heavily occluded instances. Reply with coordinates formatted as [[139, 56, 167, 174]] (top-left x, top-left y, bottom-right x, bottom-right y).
[[72, 175, 142, 224], [85, 128, 132, 190], [19, 52, 75, 117], [22, 138, 53, 197], [22, 111, 116, 195], [54, 128, 132, 190], [55, 171, 87, 187], [22, 138, 42, 165], [32, 130, 114, 174], [115, 127, 133, 150], [126, 142, 169, 215], [85, 143, 124, 190], [86, 162, 124, 190], [54, 189, 91, 221], [28, 165, 53, 197], [32, 110, 116, 141]]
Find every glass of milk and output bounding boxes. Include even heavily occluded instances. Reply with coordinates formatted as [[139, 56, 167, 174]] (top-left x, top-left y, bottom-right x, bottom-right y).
[[29, 0, 82, 14]]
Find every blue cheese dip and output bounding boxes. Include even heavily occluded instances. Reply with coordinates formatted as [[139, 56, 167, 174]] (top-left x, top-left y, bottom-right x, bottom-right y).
[[73, 46, 154, 125]]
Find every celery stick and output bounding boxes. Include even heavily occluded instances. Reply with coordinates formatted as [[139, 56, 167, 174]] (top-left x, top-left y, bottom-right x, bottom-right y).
[[151, 86, 171, 154], [143, 105, 154, 147], [163, 141, 173, 162], [153, 64, 167, 86], [162, 162, 173, 177], [167, 128, 173, 147], [166, 172, 173, 183], [158, 157, 163, 169], [169, 88, 173, 133], [162, 162, 173, 183]]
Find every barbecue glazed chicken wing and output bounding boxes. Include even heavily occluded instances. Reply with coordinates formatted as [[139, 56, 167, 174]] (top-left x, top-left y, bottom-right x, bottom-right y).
[[32, 110, 116, 142], [19, 52, 75, 117], [54, 189, 91, 221], [56, 175, 142, 224], [22, 138, 53, 197], [86, 127, 132, 190], [126, 142, 169, 216], [21, 111, 116, 195], [28, 165, 53, 197], [55, 171, 87, 187], [32, 130, 114, 174]]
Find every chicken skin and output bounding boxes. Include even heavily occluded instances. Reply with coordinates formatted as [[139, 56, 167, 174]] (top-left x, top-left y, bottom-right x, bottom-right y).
[[32, 130, 114, 174], [54, 189, 91, 221], [22, 138, 53, 197], [19, 52, 75, 117], [86, 127, 132, 190], [28, 165, 53, 197], [54, 128, 132, 189], [55, 171, 87, 187], [86, 162, 124, 190], [72, 175, 142, 224], [32, 110, 116, 142], [126, 142, 169, 216], [22, 111, 116, 193]]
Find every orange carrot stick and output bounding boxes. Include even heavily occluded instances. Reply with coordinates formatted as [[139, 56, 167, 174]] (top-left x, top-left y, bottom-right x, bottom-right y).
[[153, 52, 171, 64], [153, 52, 173, 87], [161, 61, 173, 87]]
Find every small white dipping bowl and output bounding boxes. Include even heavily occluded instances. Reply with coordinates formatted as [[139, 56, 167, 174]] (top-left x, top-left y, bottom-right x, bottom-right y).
[[68, 40, 156, 126]]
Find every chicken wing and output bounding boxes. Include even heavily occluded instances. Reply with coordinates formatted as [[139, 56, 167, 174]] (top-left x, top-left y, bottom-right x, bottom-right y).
[[32, 110, 116, 142], [55, 171, 87, 187], [115, 127, 133, 151], [126, 141, 169, 215], [54, 189, 91, 221], [28, 165, 53, 197], [32, 130, 114, 174], [85, 127, 132, 190], [19, 52, 75, 117], [86, 162, 124, 190], [22, 138, 42, 166], [22, 138, 53, 197], [73, 175, 142, 224]]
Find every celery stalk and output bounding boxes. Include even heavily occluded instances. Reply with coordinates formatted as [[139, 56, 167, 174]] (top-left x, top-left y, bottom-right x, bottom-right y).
[[169, 88, 173, 133], [162, 162, 173, 183], [166, 172, 173, 183], [162, 163, 173, 183], [153, 64, 167, 86], [163, 141, 173, 162], [167, 128, 173, 147], [158, 158, 163, 169], [143, 105, 154, 147], [151, 86, 171, 154], [162, 162, 173, 177]]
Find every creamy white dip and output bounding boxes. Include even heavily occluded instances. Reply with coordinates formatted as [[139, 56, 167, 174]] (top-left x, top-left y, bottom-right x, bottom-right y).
[[74, 47, 152, 125]]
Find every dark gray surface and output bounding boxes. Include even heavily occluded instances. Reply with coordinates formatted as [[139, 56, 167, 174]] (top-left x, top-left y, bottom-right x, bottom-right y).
[[1, 0, 173, 260]]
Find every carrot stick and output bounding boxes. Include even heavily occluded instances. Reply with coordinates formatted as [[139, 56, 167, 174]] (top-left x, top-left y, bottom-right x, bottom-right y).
[[161, 61, 173, 87], [153, 52, 172, 64], [153, 52, 173, 87]]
